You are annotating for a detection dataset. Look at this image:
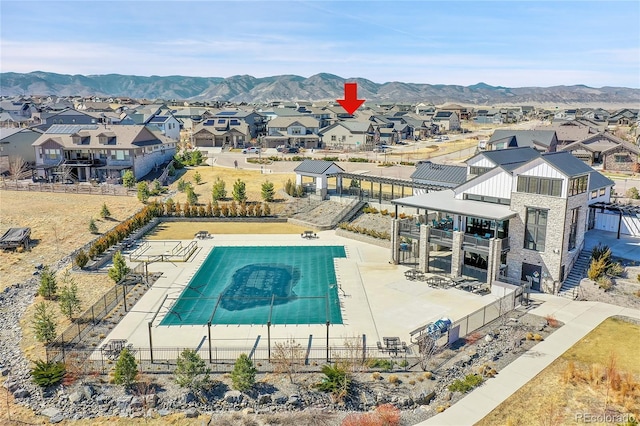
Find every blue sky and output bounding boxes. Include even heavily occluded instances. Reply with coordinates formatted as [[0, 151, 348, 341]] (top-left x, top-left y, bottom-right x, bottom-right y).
[[1, 0, 639, 88]]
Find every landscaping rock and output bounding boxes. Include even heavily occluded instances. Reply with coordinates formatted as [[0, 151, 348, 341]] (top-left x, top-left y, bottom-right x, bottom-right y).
[[224, 390, 242, 404], [50, 413, 65, 424], [257, 393, 272, 404], [116, 395, 133, 411], [415, 391, 436, 405], [96, 394, 111, 404], [184, 407, 199, 418], [42, 407, 62, 418], [286, 394, 301, 406], [83, 385, 95, 399], [157, 408, 171, 417], [13, 388, 30, 398], [69, 390, 84, 403]]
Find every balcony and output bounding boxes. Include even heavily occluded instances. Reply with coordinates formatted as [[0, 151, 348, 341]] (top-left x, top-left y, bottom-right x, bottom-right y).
[[428, 228, 453, 245], [462, 234, 490, 252]]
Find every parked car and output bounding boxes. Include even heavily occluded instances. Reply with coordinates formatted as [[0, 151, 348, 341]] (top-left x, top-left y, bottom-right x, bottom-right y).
[[285, 147, 299, 154], [242, 147, 261, 154]]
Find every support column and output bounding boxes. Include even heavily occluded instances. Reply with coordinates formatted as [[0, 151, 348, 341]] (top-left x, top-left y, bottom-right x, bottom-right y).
[[391, 219, 401, 264], [486, 238, 501, 285], [450, 230, 464, 278], [418, 224, 429, 272]]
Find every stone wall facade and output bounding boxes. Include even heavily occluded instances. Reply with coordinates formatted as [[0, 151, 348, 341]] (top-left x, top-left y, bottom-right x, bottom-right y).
[[507, 192, 578, 293]]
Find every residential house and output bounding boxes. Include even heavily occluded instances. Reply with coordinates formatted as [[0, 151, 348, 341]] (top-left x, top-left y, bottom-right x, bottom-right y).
[[559, 132, 640, 172], [534, 122, 598, 146], [0, 99, 36, 127], [191, 118, 251, 151], [432, 111, 461, 131], [390, 148, 614, 294], [608, 109, 638, 126], [32, 124, 177, 182], [474, 108, 502, 125], [119, 104, 181, 140], [319, 121, 375, 151], [440, 104, 471, 120], [0, 128, 44, 167], [33, 108, 99, 130], [264, 116, 320, 149], [487, 130, 558, 152]]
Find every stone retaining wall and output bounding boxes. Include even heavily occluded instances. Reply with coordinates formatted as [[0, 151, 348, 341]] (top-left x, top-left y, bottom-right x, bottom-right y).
[[335, 228, 391, 249]]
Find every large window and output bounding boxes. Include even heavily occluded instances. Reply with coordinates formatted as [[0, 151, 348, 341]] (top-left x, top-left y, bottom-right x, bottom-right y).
[[568, 175, 588, 196], [568, 207, 579, 250], [469, 166, 491, 175], [517, 176, 562, 196], [524, 208, 548, 251]]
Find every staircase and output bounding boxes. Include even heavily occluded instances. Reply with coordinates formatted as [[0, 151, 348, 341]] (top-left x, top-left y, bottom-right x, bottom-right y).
[[558, 250, 591, 299]]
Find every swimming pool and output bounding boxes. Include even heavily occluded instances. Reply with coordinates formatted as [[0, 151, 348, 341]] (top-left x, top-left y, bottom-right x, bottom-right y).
[[160, 246, 346, 326]]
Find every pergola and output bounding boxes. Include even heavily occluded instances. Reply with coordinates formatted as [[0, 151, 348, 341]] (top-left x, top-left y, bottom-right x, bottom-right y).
[[590, 202, 640, 238]]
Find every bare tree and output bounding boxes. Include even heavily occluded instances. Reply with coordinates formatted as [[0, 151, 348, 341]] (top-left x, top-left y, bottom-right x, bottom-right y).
[[272, 338, 305, 383], [417, 332, 441, 371], [331, 336, 367, 373], [8, 155, 27, 181]]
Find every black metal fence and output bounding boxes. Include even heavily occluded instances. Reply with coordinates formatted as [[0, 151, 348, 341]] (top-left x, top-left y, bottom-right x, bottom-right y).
[[0, 181, 136, 196]]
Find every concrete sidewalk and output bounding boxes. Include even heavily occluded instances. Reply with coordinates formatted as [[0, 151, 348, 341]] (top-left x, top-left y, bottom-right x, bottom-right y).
[[418, 295, 640, 426]]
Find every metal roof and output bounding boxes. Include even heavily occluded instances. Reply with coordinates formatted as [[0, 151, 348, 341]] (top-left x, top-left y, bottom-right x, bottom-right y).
[[410, 163, 467, 187], [541, 151, 594, 177], [588, 171, 615, 191], [489, 129, 557, 148], [392, 189, 518, 221], [475, 147, 541, 170], [293, 160, 343, 175]]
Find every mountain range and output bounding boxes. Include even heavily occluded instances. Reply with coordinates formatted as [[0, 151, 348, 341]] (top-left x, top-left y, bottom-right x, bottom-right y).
[[1, 71, 638, 105]]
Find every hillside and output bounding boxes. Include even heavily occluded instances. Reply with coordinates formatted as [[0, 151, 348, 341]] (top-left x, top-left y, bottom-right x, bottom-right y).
[[1, 71, 639, 105]]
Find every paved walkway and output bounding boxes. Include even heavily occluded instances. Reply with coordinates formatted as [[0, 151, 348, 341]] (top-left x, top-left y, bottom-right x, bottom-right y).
[[418, 295, 640, 425]]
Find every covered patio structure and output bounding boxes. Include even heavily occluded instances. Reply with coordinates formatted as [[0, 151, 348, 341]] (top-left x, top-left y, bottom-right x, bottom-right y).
[[391, 189, 516, 285]]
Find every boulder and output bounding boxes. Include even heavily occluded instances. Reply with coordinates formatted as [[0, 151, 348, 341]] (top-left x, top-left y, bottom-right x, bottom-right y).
[[129, 396, 143, 409], [272, 392, 288, 404], [415, 390, 436, 405], [224, 390, 242, 404], [50, 413, 65, 424], [41, 407, 61, 418], [257, 394, 272, 404], [13, 388, 30, 399], [83, 385, 95, 399], [286, 394, 301, 406], [116, 395, 133, 410], [184, 407, 199, 418], [96, 394, 111, 404], [157, 408, 171, 417], [69, 390, 84, 403]]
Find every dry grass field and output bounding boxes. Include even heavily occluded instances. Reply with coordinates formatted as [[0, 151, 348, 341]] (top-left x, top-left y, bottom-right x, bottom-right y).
[[147, 221, 314, 239], [0, 190, 142, 293], [477, 317, 640, 426], [167, 166, 296, 214]]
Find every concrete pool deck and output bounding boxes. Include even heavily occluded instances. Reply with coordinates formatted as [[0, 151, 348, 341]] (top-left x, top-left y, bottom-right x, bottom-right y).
[[103, 230, 497, 354]]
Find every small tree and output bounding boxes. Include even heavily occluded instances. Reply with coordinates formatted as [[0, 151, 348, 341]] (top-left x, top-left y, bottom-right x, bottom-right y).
[[137, 181, 150, 203], [262, 203, 271, 216], [108, 251, 130, 284], [175, 349, 211, 392], [8, 155, 27, 181], [193, 171, 202, 185], [232, 179, 247, 202], [261, 180, 275, 202], [626, 187, 640, 200], [122, 170, 135, 188], [100, 203, 111, 219], [230, 353, 257, 392], [59, 271, 81, 320], [296, 184, 304, 198], [177, 178, 188, 192], [186, 185, 198, 205], [32, 302, 56, 344], [113, 348, 138, 388], [211, 177, 227, 201], [88, 218, 99, 234], [38, 265, 57, 300]]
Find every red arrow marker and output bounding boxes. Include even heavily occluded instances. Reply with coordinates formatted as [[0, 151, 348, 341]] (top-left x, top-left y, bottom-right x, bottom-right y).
[[337, 82, 365, 115]]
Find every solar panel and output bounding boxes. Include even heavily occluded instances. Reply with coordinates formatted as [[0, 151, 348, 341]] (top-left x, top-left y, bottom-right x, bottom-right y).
[[217, 111, 237, 116]]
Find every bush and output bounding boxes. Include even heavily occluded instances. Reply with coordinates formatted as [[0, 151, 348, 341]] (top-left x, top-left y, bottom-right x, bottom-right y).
[[74, 249, 89, 269], [31, 360, 66, 388], [232, 179, 247, 202], [136, 181, 150, 203], [591, 243, 612, 262], [448, 374, 483, 393], [388, 374, 401, 384], [113, 348, 138, 387], [230, 353, 256, 392], [596, 275, 613, 291], [626, 187, 639, 200], [314, 364, 351, 401], [108, 251, 130, 284], [175, 349, 211, 392], [587, 257, 608, 281], [348, 157, 370, 163], [366, 358, 394, 371], [122, 170, 135, 188], [193, 171, 202, 185]]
